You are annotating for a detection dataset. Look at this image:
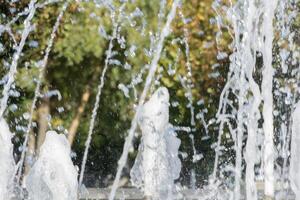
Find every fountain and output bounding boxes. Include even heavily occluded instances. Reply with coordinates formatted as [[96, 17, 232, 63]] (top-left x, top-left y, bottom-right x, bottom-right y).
[[0, 0, 299, 199], [25, 131, 78, 200], [109, 1, 180, 198], [212, 0, 299, 199], [0, 0, 37, 120], [0, 119, 16, 200], [130, 87, 181, 199], [290, 102, 300, 199], [16, 1, 68, 183]]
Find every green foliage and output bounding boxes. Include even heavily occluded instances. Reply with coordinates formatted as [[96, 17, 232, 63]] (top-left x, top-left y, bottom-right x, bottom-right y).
[[2, 0, 232, 187]]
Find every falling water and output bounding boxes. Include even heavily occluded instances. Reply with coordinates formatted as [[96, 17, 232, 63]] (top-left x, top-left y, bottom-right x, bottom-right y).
[[130, 87, 181, 199], [79, 3, 125, 187], [0, 0, 298, 199], [212, 0, 298, 199], [261, 1, 278, 197], [109, 1, 180, 199], [25, 131, 78, 200], [178, 9, 206, 184], [178, 9, 195, 129], [290, 102, 300, 199], [0, 119, 15, 199], [0, 0, 37, 120], [276, 1, 299, 197], [16, 1, 69, 183]]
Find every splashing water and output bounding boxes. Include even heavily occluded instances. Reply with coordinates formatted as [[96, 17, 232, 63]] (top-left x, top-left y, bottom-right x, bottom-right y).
[[16, 1, 69, 183], [0, 119, 15, 199], [79, 2, 125, 188], [25, 131, 78, 200], [130, 87, 181, 199], [0, 0, 299, 199], [109, 1, 180, 199], [290, 102, 300, 199], [0, 0, 37, 120], [212, 0, 299, 199], [261, 1, 278, 197]]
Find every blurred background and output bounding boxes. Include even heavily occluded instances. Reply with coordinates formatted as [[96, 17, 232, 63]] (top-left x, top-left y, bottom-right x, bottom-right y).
[[2, 0, 297, 189]]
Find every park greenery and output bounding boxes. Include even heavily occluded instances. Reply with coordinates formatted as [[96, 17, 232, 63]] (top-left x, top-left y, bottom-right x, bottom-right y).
[[1, 0, 298, 189]]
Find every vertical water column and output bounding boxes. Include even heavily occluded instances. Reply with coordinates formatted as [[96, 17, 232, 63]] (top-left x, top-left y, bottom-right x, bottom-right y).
[[234, 71, 246, 200], [25, 131, 78, 200], [212, 1, 263, 199], [130, 87, 181, 199], [214, 1, 260, 198], [243, 1, 261, 200], [109, 1, 180, 199], [261, 0, 278, 198], [290, 102, 300, 199], [0, 119, 15, 199]]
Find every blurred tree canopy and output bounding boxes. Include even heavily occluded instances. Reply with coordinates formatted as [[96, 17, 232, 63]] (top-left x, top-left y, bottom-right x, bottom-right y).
[[0, 0, 233, 187]]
